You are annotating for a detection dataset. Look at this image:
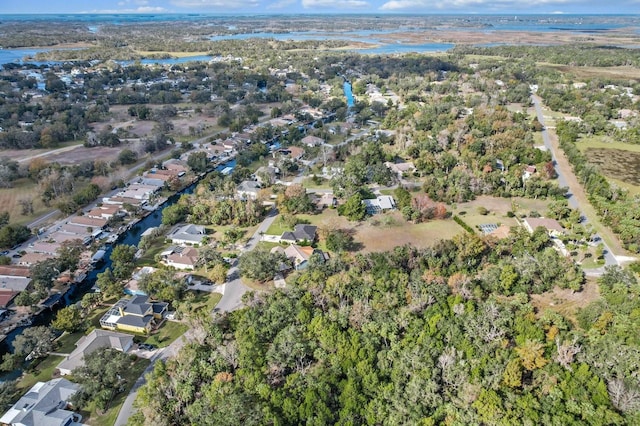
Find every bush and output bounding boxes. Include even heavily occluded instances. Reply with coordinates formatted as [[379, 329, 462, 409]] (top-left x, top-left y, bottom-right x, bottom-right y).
[[477, 206, 489, 215], [453, 215, 475, 234]]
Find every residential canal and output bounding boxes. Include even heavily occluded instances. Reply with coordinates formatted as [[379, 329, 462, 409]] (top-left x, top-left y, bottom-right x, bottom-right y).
[[0, 158, 236, 359]]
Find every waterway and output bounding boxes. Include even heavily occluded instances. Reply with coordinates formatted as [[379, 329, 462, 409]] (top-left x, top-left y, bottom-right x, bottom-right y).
[[343, 81, 354, 108], [0, 158, 236, 363]]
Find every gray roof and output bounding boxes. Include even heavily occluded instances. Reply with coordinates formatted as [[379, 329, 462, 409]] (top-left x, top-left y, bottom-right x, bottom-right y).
[[281, 224, 317, 242], [122, 295, 152, 316], [0, 378, 79, 426], [169, 224, 206, 244], [57, 330, 134, 374], [117, 314, 153, 328]]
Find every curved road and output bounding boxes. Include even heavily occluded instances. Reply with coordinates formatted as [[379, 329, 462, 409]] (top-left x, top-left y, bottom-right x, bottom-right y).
[[531, 94, 618, 270]]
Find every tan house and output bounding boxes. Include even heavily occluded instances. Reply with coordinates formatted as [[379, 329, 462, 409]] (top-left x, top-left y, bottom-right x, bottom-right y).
[[163, 246, 199, 270]]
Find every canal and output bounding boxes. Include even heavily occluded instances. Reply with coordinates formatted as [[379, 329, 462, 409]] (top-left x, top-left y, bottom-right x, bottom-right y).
[[0, 158, 236, 359]]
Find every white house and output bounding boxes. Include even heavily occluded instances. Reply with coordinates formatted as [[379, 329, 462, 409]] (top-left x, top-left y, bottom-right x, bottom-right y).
[[168, 224, 207, 245], [363, 196, 396, 215]]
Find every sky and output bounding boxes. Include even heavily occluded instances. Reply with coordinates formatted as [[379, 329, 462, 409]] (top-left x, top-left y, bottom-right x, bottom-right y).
[[0, 0, 636, 15]]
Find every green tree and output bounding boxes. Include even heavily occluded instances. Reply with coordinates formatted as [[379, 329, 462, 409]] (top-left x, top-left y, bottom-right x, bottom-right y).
[[71, 348, 131, 411], [52, 305, 84, 333], [239, 249, 287, 282], [110, 245, 137, 280], [338, 193, 366, 222], [13, 326, 55, 360], [187, 151, 209, 173]]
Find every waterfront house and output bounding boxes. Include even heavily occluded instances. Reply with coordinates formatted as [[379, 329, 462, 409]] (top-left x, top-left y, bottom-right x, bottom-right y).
[[0, 378, 81, 426], [163, 246, 199, 270], [168, 224, 207, 246], [99, 296, 168, 334], [0, 265, 31, 293], [87, 204, 122, 220], [57, 329, 134, 376], [68, 215, 108, 230]]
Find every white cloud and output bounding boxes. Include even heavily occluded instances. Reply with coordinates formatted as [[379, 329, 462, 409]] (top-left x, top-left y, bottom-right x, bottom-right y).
[[302, 0, 370, 8], [380, 0, 572, 10], [267, 0, 296, 8], [83, 6, 167, 13], [170, 0, 260, 8]]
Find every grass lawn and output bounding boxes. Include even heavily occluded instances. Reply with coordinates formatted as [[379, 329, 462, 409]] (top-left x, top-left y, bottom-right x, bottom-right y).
[[137, 236, 168, 266], [0, 178, 55, 226], [55, 331, 85, 354], [301, 177, 332, 190], [17, 355, 65, 393], [143, 321, 188, 348], [80, 357, 151, 426], [265, 215, 291, 235], [186, 292, 222, 315]]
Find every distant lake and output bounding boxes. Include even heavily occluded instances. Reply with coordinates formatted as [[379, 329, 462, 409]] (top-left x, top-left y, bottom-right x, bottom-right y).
[[210, 30, 455, 54]]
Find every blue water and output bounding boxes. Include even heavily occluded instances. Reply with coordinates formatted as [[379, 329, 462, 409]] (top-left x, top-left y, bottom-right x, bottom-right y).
[[343, 81, 354, 108], [357, 42, 455, 55], [0, 158, 236, 358]]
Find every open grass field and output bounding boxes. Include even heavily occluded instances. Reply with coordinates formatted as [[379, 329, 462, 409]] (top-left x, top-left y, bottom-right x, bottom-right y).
[[575, 136, 640, 191], [354, 212, 463, 253], [0, 178, 53, 225], [544, 64, 640, 82], [530, 277, 600, 326]]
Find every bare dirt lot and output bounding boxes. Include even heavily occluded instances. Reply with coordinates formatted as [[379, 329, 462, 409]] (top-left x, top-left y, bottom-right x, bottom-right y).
[[530, 277, 600, 325]]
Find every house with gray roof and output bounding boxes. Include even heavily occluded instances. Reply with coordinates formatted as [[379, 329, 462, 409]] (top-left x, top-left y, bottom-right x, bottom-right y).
[[236, 181, 262, 200], [168, 224, 207, 245], [99, 296, 168, 334], [280, 224, 317, 244], [0, 378, 81, 426], [57, 329, 134, 376]]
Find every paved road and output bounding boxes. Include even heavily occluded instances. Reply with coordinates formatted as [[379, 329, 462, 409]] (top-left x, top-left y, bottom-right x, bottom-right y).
[[114, 328, 191, 426], [531, 95, 618, 268], [215, 208, 280, 313]]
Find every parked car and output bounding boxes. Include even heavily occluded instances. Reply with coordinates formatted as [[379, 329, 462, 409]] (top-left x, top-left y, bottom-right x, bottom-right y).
[[138, 343, 156, 351]]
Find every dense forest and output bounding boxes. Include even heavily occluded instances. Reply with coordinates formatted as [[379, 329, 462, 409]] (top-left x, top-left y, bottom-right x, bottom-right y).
[[131, 229, 640, 425]]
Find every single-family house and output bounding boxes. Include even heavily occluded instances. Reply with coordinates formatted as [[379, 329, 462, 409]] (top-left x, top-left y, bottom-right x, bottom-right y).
[[68, 215, 108, 230], [0, 265, 31, 293], [0, 378, 81, 426], [0, 290, 18, 308], [168, 224, 207, 245], [301, 135, 324, 147], [163, 246, 199, 270], [57, 329, 134, 376], [236, 181, 262, 200], [283, 244, 326, 270], [254, 165, 279, 185], [522, 217, 565, 237], [385, 161, 415, 179], [163, 159, 188, 175], [314, 193, 337, 209], [99, 295, 168, 334], [280, 224, 317, 244], [87, 204, 121, 220], [363, 196, 396, 215], [17, 252, 54, 267], [522, 165, 537, 181]]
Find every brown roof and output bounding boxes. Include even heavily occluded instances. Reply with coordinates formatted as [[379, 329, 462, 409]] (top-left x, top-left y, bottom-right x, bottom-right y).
[[0, 290, 18, 308], [69, 216, 108, 228], [489, 224, 511, 239], [524, 217, 564, 233], [0, 265, 31, 278], [288, 146, 304, 159], [18, 252, 54, 266]]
